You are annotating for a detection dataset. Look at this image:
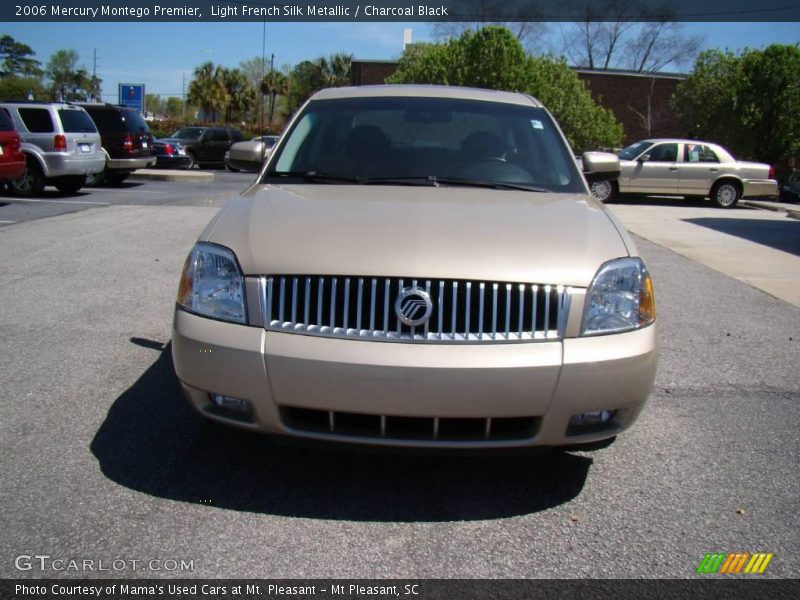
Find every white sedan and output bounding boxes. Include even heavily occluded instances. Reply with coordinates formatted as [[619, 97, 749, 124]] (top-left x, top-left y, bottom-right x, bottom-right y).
[[590, 139, 778, 208]]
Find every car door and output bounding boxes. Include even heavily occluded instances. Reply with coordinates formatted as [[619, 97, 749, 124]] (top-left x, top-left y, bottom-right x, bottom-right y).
[[625, 142, 680, 195], [16, 107, 56, 153], [677, 143, 721, 197], [202, 128, 230, 162]]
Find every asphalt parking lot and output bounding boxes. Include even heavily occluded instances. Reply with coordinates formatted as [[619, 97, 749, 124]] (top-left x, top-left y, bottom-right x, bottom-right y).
[[0, 173, 798, 579]]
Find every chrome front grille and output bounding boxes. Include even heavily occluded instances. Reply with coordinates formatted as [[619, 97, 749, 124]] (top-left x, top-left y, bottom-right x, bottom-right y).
[[260, 275, 572, 343]]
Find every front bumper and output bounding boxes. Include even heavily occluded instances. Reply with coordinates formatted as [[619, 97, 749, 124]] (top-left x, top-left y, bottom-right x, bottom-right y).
[[172, 309, 657, 448], [155, 155, 193, 169]]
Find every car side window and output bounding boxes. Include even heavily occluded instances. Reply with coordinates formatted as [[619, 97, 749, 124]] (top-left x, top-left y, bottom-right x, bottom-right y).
[[205, 129, 229, 142], [18, 108, 55, 133], [0, 107, 14, 131], [646, 143, 678, 162], [684, 143, 719, 163]]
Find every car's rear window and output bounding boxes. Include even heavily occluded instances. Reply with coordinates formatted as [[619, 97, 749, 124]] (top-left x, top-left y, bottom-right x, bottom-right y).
[[266, 96, 584, 193], [58, 109, 97, 133], [19, 108, 54, 133], [173, 127, 204, 140], [0, 108, 14, 132], [121, 110, 150, 133]]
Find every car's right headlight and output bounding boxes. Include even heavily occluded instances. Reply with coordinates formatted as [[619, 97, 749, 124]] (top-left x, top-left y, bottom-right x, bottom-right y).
[[581, 257, 655, 336], [177, 242, 246, 324]]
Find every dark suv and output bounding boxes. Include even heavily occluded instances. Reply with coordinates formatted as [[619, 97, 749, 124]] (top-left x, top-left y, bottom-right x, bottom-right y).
[[77, 103, 155, 185], [162, 126, 244, 168]]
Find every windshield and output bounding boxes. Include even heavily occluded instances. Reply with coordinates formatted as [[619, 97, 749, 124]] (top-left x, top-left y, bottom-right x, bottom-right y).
[[172, 127, 204, 140], [618, 141, 654, 160], [264, 96, 584, 193]]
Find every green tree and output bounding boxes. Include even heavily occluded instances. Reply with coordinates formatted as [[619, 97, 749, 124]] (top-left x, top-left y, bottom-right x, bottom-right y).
[[260, 69, 288, 124], [0, 34, 43, 77], [45, 49, 100, 101], [0, 75, 46, 100], [165, 96, 184, 119], [673, 45, 800, 164], [220, 67, 256, 123], [283, 53, 352, 118], [145, 94, 166, 116], [388, 26, 623, 151], [187, 61, 228, 122]]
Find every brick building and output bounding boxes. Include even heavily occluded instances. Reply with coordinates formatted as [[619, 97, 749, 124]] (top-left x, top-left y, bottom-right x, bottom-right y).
[[350, 59, 688, 146]]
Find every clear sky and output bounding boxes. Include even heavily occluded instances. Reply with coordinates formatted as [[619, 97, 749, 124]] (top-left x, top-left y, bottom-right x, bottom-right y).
[[6, 21, 800, 101]]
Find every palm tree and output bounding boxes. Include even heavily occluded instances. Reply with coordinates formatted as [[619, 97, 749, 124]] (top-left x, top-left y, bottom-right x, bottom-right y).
[[260, 69, 288, 124], [221, 67, 256, 123], [323, 53, 353, 87], [187, 62, 228, 122]]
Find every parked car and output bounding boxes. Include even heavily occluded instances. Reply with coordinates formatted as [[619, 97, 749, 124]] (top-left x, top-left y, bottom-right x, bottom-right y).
[[76, 103, 155, 186], [0, 101, 104, 195], [161, 126, 244, 168], [225, 135, 279, 172], [590, 139, 778, 208], [779, 169, 800, 203], [0, 106, 26, 185], [152, 139, 193, 169], [172, 85, 657, 451]]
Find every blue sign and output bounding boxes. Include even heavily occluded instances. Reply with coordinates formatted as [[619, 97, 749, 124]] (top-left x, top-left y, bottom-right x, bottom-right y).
[[119, 83, 145, 113]]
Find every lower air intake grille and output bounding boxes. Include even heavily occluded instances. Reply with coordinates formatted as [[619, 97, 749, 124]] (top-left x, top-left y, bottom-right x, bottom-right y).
[[280, 407, 540, 442], [260, 275, 571, 343]]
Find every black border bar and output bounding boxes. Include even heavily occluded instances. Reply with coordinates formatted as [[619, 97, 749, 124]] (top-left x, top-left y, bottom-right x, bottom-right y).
[[3, 1, 800, 22]]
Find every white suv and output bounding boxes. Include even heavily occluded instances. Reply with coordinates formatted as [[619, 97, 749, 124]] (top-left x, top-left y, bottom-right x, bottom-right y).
[[0, 101, 105, 195]]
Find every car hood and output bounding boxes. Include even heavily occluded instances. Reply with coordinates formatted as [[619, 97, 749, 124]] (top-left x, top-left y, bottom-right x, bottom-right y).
[[204, 184, 631, 287]]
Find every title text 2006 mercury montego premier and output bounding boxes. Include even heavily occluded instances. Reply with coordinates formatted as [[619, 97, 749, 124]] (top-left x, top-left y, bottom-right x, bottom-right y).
[[172, 85, 657, 450]]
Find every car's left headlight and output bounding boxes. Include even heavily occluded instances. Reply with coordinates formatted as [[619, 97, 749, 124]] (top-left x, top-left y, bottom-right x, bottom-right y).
[[581, 257, 655, 336], [177, 242, 246, 324]]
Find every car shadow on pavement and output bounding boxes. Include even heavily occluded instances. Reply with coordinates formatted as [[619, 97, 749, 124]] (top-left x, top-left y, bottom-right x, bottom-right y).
[[90, 339, 592, 522], [684, 217, 800, 256]]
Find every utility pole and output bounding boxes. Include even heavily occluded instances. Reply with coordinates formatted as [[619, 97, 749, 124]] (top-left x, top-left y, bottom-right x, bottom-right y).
[[182, 73, 186, 122], [259, 17, 266, 135], [267, 53, 276, 125], [92, 48, 98, 102]]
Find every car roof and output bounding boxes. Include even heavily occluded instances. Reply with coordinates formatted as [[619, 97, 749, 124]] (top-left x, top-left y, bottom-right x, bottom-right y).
[[74, 103, 137, 112], [0, 100, 77, 109], [638, 138, 722, 146], [310, 85, 543, 107]]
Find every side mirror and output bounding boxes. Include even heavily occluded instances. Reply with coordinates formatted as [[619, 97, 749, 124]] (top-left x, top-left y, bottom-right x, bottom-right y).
[[638, 153, 650, 162], [582, 151, 620, 182]]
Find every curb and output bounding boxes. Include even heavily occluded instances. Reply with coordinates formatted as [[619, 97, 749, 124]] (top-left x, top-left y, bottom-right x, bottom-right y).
[[129, 169, 214, 182], [742, 200, 800, 221]]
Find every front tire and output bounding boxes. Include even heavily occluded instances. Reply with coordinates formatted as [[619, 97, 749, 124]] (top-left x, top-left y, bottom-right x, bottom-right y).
[[185, 152, 196, 170], [10, 158, 45, 196], [54, 175, 85, 195], [590, 179, 617, 203], [105, 171, 130, 185], [711, 181, 741, 208]]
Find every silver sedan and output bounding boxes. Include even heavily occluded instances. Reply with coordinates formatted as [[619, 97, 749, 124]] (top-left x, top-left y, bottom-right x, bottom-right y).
[[590, 139, 778, 208]]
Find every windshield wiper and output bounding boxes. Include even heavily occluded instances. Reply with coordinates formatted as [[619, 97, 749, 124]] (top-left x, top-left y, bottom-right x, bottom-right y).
[[265, 171, 366, 184], [266, 172, 548, 192], [422, 176, 548, 193]]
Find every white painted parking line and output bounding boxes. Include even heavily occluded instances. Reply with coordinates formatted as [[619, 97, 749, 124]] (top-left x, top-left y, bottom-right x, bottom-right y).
[[0, 220, 16, 223], [6, 198, 111, 206], [94, 188, 169, 195]]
